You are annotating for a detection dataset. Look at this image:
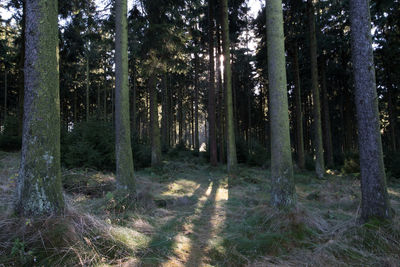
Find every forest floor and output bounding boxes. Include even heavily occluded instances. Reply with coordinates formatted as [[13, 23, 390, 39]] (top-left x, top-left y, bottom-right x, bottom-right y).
[[1, 151, 400, 266]]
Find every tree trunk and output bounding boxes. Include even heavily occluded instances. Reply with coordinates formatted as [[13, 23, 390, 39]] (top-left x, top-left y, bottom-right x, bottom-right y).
[[221, 0, 237, 172], [194, 52, 200, 152], [86, 55, 90, 121], [292, 44, 305, 169], [387, 86, 397, 152], [308, 0, 325, 178], [208, 0, 218, 166], [3, 69, 6, 124], [349, 0, 391, 222], [216, 23, 225, 163], [115, 0, 135, 191], [150, 75, 162, 166], [15, 0, 64, 216], [266, 0, 296, 208], [321, 62, 334, 167]]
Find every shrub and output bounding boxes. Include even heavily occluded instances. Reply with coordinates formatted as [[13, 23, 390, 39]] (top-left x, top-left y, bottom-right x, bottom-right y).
[[61, 120, 115, 170], [342, 153, 360, 174]]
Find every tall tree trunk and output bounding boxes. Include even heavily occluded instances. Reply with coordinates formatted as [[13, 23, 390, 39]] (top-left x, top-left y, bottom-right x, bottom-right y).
[[266, 0, 295, 208], [308, 0, 325, 178], [16, 0, 64, 215], [221, 0, 237, 172], [292, 44, 305, 169], [115, 0, 135, 191], [132, 65, 137, 132], [349, 0, 391, 222], [321, 62, 334, 167], [387, 86, 397, 152], [3, 69, 6, 123], [162, 75, 168, 149], [194, 52, 200, 152], [86, 55, 90, 121], [178, 86, 183, 145], [208, 0, 218, 166], [104, 65, 107, 120], [150, 75, 162, 166], [18, 0, 25, 137], [216, 24, 225, 163]]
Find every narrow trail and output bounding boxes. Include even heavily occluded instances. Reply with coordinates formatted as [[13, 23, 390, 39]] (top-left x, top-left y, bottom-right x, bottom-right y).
[[160, 175, 229, 267]]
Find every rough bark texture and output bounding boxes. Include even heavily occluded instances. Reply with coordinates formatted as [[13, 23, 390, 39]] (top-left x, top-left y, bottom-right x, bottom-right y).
[[349, 0, 391, 222], [221, 0, 237, 172], [208, 0, 218, 166], [292, 44, 305, 169], [115, 0, 135, 191], [308, 0, 325, 178], [15, 0, 64, 216], [149, 75, 162, 166], [266, 0, 296, 208]]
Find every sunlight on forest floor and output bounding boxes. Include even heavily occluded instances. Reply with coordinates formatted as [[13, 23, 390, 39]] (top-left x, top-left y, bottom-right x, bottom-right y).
[[0, 151, 400, 266]]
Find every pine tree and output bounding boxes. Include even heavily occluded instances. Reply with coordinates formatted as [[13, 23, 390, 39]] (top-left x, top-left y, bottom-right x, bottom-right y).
[[266, 0, 296, 208], [115, 0, 135, 191], [220, 0, 237, 172], [15, 0, 64, 215], [349, 0, 391, 222]]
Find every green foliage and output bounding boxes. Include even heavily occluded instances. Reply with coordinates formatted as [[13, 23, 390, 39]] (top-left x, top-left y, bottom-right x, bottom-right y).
[[10, 238, 35, 265], [342, 153, 360, 174], [0, 117, 21, 151], [61, 120, 115, 170], [61, 121, 152, 171]]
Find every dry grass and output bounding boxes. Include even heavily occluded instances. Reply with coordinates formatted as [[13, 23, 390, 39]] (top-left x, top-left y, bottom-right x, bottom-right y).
[[0, 152, 400, 266]]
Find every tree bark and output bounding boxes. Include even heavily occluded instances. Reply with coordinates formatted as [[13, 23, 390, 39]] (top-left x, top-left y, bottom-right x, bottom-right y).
[[149, 75, 162, 166], [194, 52, 200, 152], [221, 0, 237, 172], [16, 0, 64, 216], [208, 0, 218, 166], [349, 0, 391, 222], [292, 44, 305, 169], [115, 0, 135, 191], [308, 0, 325, 178], [321, 62, 334, 167], [266, 0, 296, 208]]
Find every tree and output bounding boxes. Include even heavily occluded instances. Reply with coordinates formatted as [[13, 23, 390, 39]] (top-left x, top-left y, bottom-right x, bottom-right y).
[[208, 0, 217, 166], [308, 0, 324, 178], [15, 0, 64, 215], [266, 0, 296, 208], [349, 0, 391, 222], [220, 0, 237, 172], [115, 0, 135, 190]]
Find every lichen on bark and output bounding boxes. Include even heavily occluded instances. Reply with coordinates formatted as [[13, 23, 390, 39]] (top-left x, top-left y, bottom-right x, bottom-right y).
[[115, 0, 136, 191], [266, 0, 296, 208], [15, 0, 64, 216]]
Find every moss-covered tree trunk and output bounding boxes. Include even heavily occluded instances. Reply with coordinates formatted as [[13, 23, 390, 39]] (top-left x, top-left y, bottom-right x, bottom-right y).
[[292, 44, 305, 170], [15, 0, 64, 216], [349, 0, 391, 222], [266, 0, 296, 208], [308, 0, 325, 178], [149, 75, 162, 166], [221, 0, 237, 172], [208, 0, 218, 166], [115, 0, 135, 191]]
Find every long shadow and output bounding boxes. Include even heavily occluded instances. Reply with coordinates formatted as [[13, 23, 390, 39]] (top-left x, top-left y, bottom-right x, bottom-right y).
[[185, 178, 220, 266], [137, 178, 213, 266]]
